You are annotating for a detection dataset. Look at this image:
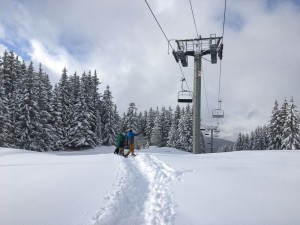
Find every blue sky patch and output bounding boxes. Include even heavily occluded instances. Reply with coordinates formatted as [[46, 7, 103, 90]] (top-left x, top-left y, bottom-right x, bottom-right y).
[[0, 39, 31, 61]]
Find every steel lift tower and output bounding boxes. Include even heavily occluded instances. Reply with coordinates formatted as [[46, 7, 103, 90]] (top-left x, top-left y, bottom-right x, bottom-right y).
[[173, 34, 223, 154]]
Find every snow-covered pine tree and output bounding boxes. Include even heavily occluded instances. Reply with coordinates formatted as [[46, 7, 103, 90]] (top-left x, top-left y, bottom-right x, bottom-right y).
[[56, 68, 71, 147], [167, 106, 181, 148], [137, 111, 147, 134], [52, 84, 64, 150], [16, 62, 40, 150], [177, 107, 187, 151], [34, 64, 55, 151], [101, 85, 117, 145], [167, 118, 177, 148], [92, 71, 103, 145], [145, 107, 156, 141], [123, 103, 139, 131], [249, 131, 255, 150], [235, 133, 244, 151], [160, 107, 171, 147], [0, 55, 9, 147], [278, 98, 289, 150], [183, 105, 193, 152], [66, 72, 82, 148], [281, 97, 300, 150], [1, 51, 17, 146], [268, 100, 281, 149], [150, 113, 162, 147]]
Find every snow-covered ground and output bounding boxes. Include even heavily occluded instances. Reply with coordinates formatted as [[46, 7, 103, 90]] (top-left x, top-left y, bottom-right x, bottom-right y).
[[1, 146, 300, 225]]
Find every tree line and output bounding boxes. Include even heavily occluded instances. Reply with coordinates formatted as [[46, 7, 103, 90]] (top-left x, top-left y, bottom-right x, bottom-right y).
[[0, 50, 206, 152], [235, 98, 300, 150]]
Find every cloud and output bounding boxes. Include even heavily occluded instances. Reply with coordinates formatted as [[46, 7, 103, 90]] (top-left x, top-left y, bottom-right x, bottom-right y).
[[1, 0, 300, 141]]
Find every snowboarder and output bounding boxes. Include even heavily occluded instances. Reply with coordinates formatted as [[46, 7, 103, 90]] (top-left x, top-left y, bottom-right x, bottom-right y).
[[124, 129, 142, 157], [114, 132, 126, 156]]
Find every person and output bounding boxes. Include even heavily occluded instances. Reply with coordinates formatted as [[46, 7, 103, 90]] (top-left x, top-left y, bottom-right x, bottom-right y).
[[125, 129, 142, 157], [115, 132, 126, 156]]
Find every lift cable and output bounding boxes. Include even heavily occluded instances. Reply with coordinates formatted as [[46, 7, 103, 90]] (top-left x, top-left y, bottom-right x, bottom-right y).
[[145, 0, 191, 92], [217, 0, 227, 105], [145, 0, 173, 51], [221, 0, 227, 40], [188, 0, 199, 37]]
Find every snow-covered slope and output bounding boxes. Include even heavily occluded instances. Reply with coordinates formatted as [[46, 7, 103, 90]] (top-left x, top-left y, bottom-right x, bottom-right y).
[[1, 147, 300, 225]]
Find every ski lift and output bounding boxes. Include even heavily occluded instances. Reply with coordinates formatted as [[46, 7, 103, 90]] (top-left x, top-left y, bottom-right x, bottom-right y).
[[214, 132, 219, 138], [204, 130, 210, 136], [178, 90, 193, 103], [200, 124, 206, 131], [212, 100, 224, 118], [178, 78, 193, 103]]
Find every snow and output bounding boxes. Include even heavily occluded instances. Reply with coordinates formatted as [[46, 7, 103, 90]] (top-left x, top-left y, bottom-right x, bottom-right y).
[[1, 147, 300, 225]]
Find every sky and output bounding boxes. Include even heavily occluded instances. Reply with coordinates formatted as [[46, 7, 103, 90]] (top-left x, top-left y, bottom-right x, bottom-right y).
[[1, 0, 300, 141]]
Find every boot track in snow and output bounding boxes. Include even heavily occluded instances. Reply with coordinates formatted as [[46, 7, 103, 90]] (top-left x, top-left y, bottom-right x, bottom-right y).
[[92, 154, 184, 225]]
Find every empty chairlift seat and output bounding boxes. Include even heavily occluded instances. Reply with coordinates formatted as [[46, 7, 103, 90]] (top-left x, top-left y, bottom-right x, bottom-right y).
[[212, 108, 224, 118], [178, 90, 193, 103]]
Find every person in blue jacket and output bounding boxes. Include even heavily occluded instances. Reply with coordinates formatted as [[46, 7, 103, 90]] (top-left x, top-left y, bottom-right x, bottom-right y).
[[125, 129, 142, 157]]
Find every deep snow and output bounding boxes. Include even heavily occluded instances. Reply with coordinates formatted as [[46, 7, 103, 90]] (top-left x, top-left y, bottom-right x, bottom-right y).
[[1, 147, 300, 225]]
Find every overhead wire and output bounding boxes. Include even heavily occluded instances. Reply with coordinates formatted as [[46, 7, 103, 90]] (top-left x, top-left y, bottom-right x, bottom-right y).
[[145, 0, 191, 92], [188, 0, 199, 37], [217, 0, 227, 105]]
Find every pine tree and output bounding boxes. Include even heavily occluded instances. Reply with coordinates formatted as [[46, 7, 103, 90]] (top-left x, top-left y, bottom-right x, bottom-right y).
[[16, 62, 40, 150], [101, 85, 117, 145], [268, 100, 281, 149], [183, 105, 193, 152], [235, 133, 244, 151], [123, 103, 139, 131], [57, 68, 71, 147], [52, 84, 65, 150], [277, 99, 289, 149], [281, 98, 300, 150], [150, 114, 162, 147], [167, 119, 178, 148], [0, 55, 9, 146], [145, 107, 156, 141], [92, 71, 102, 144], [160, 107, 171, 147]]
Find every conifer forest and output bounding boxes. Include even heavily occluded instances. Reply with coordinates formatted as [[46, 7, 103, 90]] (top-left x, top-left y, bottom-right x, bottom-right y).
[[1, 51, 299, 152]]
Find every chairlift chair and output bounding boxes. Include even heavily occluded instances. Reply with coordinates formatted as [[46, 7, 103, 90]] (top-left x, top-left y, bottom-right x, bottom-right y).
[[204, 130, 210, 136], [178, 90, 193, 103], [212, 108, 224, 118], [200, 124, 206, 131], [214, 132, 219, 138]]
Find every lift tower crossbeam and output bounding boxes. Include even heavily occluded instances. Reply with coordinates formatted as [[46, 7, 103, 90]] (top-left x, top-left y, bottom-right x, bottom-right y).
[[173, 35, 223, 154]]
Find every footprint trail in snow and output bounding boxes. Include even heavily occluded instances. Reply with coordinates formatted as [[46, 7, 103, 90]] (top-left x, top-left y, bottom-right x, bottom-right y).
[[92, 154, 185, 225]]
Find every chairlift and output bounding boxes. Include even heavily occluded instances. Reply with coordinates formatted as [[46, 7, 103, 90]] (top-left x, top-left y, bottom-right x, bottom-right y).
[[200, 124, 206, 131], [212, 100, 224, 118], [177, 78, 193, 103], [212, 109, 224, 118], [204, 130, 210, 136], [178, 90, 193, 103], [214, 127, 220, 132]]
